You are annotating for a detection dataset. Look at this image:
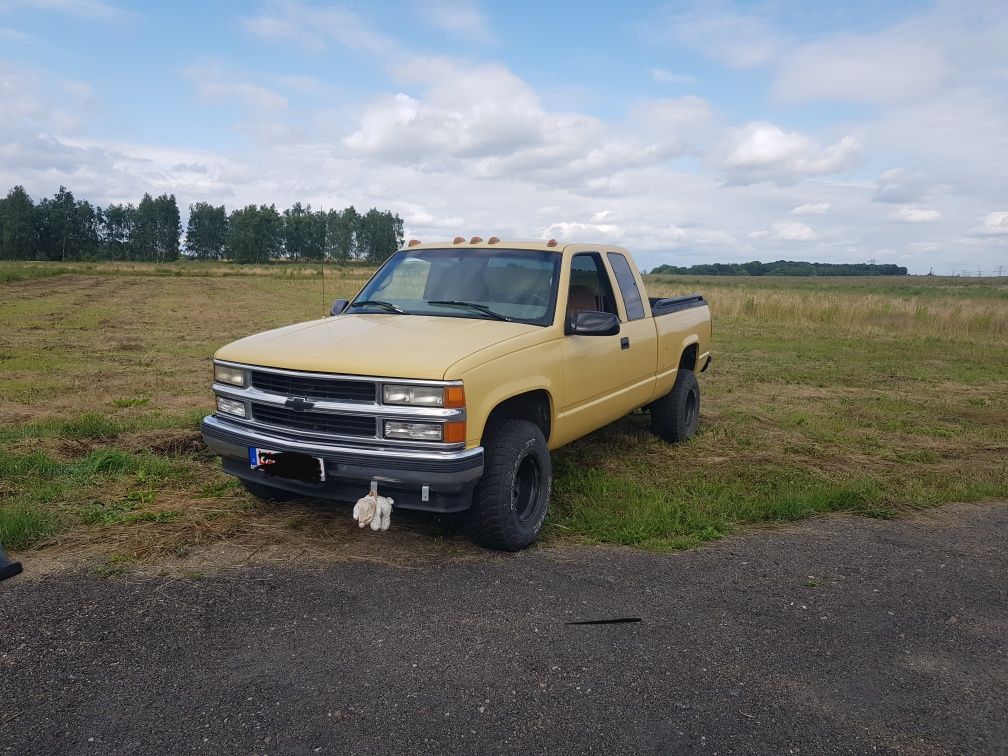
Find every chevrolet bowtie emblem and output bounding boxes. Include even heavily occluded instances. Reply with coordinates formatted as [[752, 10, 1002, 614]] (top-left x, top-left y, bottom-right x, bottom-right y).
[[285, 396, 315, 412]]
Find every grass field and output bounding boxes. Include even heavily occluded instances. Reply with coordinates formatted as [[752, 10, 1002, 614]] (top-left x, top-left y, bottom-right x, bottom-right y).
[[1, 261, 1006, 566]]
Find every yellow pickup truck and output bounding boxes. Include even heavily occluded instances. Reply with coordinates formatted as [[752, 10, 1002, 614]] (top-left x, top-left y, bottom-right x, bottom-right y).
[[201, 239, 712, 550]]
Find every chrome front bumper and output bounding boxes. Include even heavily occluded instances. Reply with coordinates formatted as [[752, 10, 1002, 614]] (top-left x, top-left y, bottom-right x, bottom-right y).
[[201, 415, 484, 512]]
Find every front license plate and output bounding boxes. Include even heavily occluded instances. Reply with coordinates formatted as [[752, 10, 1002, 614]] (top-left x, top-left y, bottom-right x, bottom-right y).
[[249, 448, 326, 483]]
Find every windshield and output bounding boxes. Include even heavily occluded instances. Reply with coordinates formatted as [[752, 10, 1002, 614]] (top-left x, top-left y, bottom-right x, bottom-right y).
[[349, 248, 561, 326]]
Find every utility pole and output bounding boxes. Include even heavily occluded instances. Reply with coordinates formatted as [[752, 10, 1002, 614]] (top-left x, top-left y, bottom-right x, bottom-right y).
[[997, 265, 1005, 276]]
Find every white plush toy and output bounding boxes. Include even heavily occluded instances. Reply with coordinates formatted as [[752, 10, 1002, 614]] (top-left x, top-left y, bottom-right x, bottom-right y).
[[352, 490, 393, 531]]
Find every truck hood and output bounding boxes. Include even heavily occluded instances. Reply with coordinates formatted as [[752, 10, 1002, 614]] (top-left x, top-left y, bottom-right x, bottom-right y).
[[215, 314, 542, 380]]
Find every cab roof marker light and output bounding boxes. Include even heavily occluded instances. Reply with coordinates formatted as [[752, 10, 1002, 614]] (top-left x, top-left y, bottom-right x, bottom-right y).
[[487, 236, 500, 244], [407, 239, 422, 247], [546, 238, 558, 247], [470, 236, 483, 244], [452, 236, 465, 244]]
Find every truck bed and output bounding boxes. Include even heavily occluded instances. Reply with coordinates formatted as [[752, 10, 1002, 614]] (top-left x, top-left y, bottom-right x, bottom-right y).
[[648, 293, 707, 316]]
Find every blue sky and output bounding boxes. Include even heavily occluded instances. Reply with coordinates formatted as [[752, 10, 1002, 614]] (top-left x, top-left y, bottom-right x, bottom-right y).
[[1, 0, 1007, 273]]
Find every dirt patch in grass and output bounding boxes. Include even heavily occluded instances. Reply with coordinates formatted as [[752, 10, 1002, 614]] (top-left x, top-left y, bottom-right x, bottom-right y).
[[119, 429, 210, 457], [32, 429, 210, 460]]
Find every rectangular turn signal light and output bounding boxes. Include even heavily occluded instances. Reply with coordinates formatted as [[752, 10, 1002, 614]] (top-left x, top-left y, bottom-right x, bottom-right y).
[[444, 386, 466, 408], [443, 421, 466, 443]]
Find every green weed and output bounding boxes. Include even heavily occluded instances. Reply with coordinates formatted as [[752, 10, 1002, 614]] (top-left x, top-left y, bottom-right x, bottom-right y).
[[0, 502, 59, 549], [112, 397, 150, 408]]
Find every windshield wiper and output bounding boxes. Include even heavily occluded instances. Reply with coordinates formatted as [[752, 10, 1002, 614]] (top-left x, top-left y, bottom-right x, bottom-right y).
[[426, 300, 513, 322], [348, 299, 407, 314]]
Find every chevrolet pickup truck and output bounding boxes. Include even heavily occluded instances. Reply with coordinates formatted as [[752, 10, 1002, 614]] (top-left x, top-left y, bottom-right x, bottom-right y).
[[201, 239, 712, 550]]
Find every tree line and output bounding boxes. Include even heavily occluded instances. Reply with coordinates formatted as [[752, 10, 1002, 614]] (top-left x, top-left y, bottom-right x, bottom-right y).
[[649, 260, 909, 276], [0, 185, 405, 264]]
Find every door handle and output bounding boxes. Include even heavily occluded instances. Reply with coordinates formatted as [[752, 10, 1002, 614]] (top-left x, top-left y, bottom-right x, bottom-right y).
[[620, 337, 630, 350]]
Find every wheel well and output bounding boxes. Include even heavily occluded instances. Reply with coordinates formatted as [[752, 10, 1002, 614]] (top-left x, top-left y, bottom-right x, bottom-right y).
[[679, 343, 698, 371], [484, 390, 552, 442]]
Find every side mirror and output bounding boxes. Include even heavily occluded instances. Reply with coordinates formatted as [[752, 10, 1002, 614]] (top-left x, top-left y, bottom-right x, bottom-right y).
[[330, 298, 349, 316], [565, 310, 620, 336]]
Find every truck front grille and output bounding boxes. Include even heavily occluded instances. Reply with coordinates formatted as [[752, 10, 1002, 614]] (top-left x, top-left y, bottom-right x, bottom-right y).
[[250, 403, 376, 437], [249, 371, 376, 403]]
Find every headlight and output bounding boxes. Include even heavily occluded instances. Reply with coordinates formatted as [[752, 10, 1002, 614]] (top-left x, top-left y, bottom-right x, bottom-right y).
[[384, 421, 443, 441], [214, 364, 247, 387], [383, 420, 466, 443], [382, 384, 465, 407], [216, 396, 247, 418], [383, 385, 444, 406]]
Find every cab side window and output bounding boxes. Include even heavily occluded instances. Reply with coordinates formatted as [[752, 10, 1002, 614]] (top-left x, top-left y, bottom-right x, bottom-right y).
[[568, 253, 618, 318], [606, 252, 646, 321]]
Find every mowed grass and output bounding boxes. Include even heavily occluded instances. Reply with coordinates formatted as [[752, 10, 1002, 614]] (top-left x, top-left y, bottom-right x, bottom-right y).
[[0, 261, 1006, 559]]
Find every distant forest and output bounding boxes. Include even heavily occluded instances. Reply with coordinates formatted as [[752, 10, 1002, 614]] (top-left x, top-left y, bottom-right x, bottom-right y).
[[0, 185, 405, 264], [649, 260, 909, 276]]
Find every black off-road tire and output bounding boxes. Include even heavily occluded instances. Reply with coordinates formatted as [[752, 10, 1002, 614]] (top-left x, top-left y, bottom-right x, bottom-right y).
[[651, 369, 700, 443], [469, 420, 552, 551], [240, 478, 300, 502]]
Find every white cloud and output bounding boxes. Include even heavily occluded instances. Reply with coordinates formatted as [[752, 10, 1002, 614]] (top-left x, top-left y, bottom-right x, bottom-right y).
[[773, 33, 950, 105], [772, 4, 1008, 105], [340, 56, 690, 193], [679, 226, 735, 246], [543, 221, 624, 241], [0, 61, 44, 120], [241, 1, 393, 54], [872, 167, 934, 204], [889, 208, 942, 223], [749, 222, 817, 241], [343, 58, 544, 160], [626, 96, 714, 159], [402, 207, 463, 232], [183, 63, 288, 112], [651, 2, 781, 69], [416, 0, 490, 40], [631, 95, 712, 132], [723, 122, 862, 184], [772, 222, 817, 241], [791, 202, 831, 215], [973, 211, 1008, 234], [649, 68, 695, 85]]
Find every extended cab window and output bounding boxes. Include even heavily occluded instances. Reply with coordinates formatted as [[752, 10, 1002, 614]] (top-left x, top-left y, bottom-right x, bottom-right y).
[[351, 248, 561, 326], [606, 252, 646, 321], [568, 253, 618, 318]]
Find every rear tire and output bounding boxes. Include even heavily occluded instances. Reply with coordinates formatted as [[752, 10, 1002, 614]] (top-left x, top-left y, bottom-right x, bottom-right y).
[[240, 478, 301, 502], [651, 369, 700, 443], [469, 420, 552, 551]]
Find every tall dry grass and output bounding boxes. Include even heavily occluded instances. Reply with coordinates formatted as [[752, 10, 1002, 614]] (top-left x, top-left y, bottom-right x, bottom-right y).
[[647, 281, 1008, 341]]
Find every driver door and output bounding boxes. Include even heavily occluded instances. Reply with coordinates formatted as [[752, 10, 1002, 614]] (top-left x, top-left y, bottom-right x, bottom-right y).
[[559, 253, 628, 440]]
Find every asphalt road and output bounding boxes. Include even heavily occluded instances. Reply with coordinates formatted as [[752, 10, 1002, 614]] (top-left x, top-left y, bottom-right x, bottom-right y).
[[2, 502, 1006, 755]]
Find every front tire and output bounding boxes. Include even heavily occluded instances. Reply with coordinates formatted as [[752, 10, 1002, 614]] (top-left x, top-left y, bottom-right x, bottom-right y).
[[651, 369, 700, 443], [469, 420, 552, 551]]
